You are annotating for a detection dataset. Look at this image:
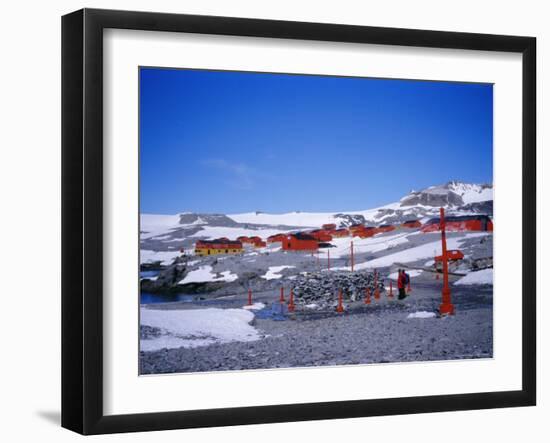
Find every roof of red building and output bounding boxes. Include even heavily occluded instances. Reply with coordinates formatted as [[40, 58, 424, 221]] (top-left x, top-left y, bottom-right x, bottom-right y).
[[424, 214, 492, 224], [291, 233, 317, 241]]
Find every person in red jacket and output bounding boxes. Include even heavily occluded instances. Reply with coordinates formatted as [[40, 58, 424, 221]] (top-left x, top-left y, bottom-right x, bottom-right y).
[[397, 269, 407, 300]]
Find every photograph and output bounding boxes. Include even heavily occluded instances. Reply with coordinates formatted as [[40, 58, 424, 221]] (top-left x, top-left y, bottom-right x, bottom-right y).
[[138, 67, 494, 375]]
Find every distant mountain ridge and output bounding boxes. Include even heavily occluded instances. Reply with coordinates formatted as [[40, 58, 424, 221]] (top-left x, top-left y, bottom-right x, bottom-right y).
[[140, 181, 493, 252], [400, 181, 493, 208]]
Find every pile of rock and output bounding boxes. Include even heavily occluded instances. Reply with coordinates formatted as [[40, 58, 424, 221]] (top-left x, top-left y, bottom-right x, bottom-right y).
[[292, 271, 385, 309]]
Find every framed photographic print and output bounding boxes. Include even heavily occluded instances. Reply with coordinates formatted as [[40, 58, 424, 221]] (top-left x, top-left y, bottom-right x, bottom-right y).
[[61, 8, 536, 435]]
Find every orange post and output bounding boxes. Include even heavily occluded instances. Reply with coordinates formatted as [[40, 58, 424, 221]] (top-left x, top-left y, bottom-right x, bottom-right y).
[[364, 287, 371, 304], [288, 288, 295, 312], [374, 270, 380, 300], [247, 288, 252, 306], [388, 280, 394, 298], [336, 288, 344, 313], [439, 207, 455, 315], [279, 287, 285, 303], [407, 279, 411, 294]]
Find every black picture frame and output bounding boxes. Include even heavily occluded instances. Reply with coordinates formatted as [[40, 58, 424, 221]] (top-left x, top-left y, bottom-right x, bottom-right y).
[[62, 8, 536, 435]]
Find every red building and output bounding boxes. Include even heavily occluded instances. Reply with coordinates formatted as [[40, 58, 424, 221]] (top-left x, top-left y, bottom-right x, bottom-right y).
[[282, 233, 319, 251], [349, 224, 372, 237], [377, 224, 396, 233], [331, 228, 350, 238], [307, 229, 333, 242], [249, 236, 267, 248], [267, 234, 287, 244], [322, 223, 337, 230], [349, 224, 379, 237], [401, 220, 422, 229], [355, 227, 377, 238], [421, 215, 493, 233]]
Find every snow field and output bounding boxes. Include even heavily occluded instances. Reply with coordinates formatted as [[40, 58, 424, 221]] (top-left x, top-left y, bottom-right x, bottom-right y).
[[243, 302, 266, 311], [178, 265, 238, 284], [140, 249, 181, 265], [407, 311, 437, 319], [454, 268, 493, 286], [140, 307, 261, 351], [261, 265, 296, 280]]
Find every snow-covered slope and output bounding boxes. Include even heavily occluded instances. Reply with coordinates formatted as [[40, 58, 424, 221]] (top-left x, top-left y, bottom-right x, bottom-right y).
[[400, 181, 492, 207], [140, 181, 493, 256], [447, 181, 493, 204]]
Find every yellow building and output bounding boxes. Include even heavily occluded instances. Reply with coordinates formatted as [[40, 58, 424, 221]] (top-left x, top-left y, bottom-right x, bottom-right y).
[[194, 239, 243, 256]]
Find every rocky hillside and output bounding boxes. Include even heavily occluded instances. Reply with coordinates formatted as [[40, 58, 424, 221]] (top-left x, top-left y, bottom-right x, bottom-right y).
[[140, 181, 493, 255]]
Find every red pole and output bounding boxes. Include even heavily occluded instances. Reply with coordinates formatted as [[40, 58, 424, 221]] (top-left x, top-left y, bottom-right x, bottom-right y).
[[374, 270, 380, 300], [407, 279, 412, 294], [336, 288, 344, 313], [388, 280, 394, 298], [327, 249, 331, 271], [279, 287, 285, 303], [364, 287, 371, 304], [350, 241, 354, 272], [288, 288, 295, 312], [247, 288, 252, 306], [439, 207, 455, 315]]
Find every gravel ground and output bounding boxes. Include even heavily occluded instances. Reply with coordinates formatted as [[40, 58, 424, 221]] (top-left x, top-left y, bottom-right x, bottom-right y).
[[140, 273, 493, 374]]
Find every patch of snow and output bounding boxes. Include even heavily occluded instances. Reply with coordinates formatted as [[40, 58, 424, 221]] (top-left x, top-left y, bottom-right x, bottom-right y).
[[191, 216, 208, 226], [243, 302, 265, 311], [261, 265, 296, 280], [448, 182, 493, 204], [179, 265, 238, 284], [326, 232, 412, 259], [454, 268, 493, 286], [140, 307, 260, 351], [152, 235, 172, 240], [407, 311, 437, 319], [140, 249, 180, 266], [217, 270, 239, 282]]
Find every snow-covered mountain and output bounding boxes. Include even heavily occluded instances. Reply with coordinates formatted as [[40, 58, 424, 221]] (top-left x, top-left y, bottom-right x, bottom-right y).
[[140, 181, 493, 255], [400, 181, 492, 207]]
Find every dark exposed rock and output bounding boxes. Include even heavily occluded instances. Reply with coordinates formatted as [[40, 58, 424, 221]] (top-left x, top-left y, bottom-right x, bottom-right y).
[[400, 189, 464, 207], [458, 200, 493, 215], [292, 270, 385, 309]]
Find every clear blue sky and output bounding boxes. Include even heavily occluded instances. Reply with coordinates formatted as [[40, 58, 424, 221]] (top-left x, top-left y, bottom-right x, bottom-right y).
[[140, 67, 493, 214]]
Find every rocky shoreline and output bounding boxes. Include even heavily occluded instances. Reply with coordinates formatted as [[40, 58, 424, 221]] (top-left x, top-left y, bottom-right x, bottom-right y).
[[140, 275, 493, 374]]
